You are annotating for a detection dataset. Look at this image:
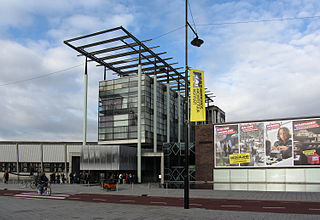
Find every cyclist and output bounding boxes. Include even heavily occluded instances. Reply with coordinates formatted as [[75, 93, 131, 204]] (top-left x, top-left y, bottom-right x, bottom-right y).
[[38, 172, 49, 195]]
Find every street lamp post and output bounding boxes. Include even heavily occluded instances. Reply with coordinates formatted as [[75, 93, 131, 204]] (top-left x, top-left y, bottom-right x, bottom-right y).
[[184, 0, 204, 209], [184, 0, 189, 209]]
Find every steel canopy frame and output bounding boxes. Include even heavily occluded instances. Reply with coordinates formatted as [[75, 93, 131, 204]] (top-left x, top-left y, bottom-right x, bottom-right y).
[[64, 26, 214, 103]]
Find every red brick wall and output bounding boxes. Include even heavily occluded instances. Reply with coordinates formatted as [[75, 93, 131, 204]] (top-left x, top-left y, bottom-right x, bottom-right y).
[[195, 124, 214, 188]]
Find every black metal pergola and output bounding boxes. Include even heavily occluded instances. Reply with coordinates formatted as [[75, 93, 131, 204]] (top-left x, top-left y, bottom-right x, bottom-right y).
[[64, 26, 215, 103]]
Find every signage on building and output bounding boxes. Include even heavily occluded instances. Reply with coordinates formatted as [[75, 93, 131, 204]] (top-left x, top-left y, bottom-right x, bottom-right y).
[[214, 117, 320, 168], [190, 69, 206, 122]]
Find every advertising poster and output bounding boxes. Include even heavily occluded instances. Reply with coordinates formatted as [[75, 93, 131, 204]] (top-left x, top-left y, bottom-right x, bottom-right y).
[[265, 121, 293, 166], [293, 119, 320, 165], [190, 69, 206, 122], [239, 123, 265, 166], [215, 124, 239, 167]]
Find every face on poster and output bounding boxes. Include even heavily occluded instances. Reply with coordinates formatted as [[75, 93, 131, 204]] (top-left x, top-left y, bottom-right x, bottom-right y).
[[265, 120, 293, 166], [239, 122, 265, 167], [215, 124, 239, 167], [293, 119, 320, 165]]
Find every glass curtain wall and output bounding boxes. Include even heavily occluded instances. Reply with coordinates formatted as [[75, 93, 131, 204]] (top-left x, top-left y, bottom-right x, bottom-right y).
[[98, 75, 185, 146]]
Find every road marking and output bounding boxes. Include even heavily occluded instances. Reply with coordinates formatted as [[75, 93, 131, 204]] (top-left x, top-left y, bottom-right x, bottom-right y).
[[69, 197, 80, 200], [14, 194, 66, 200], [221, 205, 242, 208], [150, 201, 167, 205], [3, 193, 14, 196], [309, 208, 320, 211], [120, 200, 135, 203], [263, 206, 285, 209]]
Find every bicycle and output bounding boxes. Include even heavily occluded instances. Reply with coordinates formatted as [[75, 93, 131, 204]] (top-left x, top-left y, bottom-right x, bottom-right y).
[[30, 174, 40, 189], [30, 180, 38, 189], [37, 182, 51, 196], [19, 180, 30, 188]]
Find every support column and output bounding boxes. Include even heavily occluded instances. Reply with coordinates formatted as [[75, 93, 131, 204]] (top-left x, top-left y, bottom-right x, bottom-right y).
[[64, 144, 68, 179], [83, 57, 88, 146], [161, 152, 164, 185], [40, 144, 44, 173], [166, 84, 170, 143], [137, 64, 142, 183], [178, 94, 181, 143], [104, 66, 107, 80], [16, 143, 19, 182], [153, 75, 157, 152]]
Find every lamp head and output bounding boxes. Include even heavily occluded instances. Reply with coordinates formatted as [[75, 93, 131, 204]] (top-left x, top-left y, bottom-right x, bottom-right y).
[[191, 37, 204, 47]]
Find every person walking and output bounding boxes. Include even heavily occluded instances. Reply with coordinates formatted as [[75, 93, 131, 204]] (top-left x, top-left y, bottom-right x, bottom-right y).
[[3, 171, 9, 184], [69, 172, 74, 184]]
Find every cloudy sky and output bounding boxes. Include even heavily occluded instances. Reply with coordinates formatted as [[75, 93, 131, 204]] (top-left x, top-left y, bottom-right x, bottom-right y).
[[1, 0, 320, 142]]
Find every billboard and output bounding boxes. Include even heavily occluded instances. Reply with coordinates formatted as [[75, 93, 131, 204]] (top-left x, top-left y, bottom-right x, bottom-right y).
[[214, 117, 320, 167]]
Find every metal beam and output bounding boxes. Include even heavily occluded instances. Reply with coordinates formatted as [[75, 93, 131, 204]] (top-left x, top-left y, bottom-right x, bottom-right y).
[[78, 36, 130, 49], [115, 58, 171, 70], [99, 46, 160, 61], [64, 40, 123, 74], [99, 52, 166, 66], [64, 26, 122, 43], [120, 27, 186, 87], [90, 43, 139, 56]]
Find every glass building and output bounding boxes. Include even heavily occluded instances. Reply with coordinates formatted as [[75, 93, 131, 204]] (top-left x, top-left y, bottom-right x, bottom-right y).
[[98, 74, 185, 148]]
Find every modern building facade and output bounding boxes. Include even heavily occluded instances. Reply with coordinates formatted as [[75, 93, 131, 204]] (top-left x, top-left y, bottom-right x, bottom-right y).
[[0, 142, 137, 182], [98, 74, 185, 146]]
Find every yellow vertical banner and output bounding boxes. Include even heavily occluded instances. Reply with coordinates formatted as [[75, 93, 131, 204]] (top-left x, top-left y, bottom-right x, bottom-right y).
[[190, 69, 206, 122]]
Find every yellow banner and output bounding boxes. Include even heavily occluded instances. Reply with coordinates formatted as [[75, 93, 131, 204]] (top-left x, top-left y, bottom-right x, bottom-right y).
[[190, 69, 206, 122], [229, 153, 251, 164]]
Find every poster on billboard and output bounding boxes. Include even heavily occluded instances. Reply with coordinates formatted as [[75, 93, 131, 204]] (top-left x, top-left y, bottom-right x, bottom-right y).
[[293, 119, 320, 165], [265, 120, 293, 166], [214, 117, 320, 168], [239, 122, 265, 166], [215, 124, 239, 166]]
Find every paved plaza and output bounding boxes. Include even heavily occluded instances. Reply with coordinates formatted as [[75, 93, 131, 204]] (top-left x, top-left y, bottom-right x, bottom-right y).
[[1, 182, 320, 219]]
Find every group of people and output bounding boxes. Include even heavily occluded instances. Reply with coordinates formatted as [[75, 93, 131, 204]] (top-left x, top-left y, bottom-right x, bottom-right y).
[[115, 173, 136, 184], [49, 172, 66, 184], [69, 172, 91, 184]]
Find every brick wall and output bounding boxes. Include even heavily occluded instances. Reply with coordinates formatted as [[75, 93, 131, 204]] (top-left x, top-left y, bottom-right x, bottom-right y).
[[195, 124, 214, 189]]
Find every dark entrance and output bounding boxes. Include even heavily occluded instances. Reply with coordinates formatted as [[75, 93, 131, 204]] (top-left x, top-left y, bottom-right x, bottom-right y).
[[72, 156, 80, 174], [142, 157, 161, 182]]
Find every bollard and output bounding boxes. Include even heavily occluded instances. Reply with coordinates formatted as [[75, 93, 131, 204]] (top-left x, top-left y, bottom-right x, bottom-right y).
[[148, 182, 150, 193], [116, 183, 119, 192]]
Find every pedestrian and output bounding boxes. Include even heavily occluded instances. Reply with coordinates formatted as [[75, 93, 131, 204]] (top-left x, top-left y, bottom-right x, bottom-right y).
[[118, 173, 123, 184], [79, 172, 84, 184], [3, 171, 9, 184], [50, 173, 55, 184], [56, 173, 61, 184], [69, 172, 73, 184]]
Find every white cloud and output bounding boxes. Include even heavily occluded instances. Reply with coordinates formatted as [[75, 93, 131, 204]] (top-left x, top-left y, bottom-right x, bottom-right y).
[[1, 0, 320, 142]]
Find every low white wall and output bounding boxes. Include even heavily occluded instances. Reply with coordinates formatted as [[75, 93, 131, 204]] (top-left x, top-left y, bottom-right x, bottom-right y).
[[213, 168, 320, 192]]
